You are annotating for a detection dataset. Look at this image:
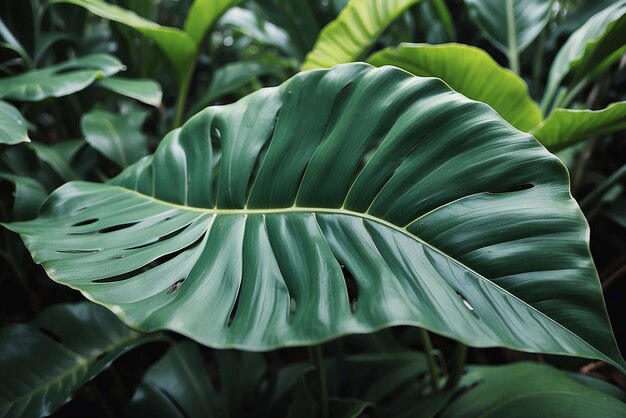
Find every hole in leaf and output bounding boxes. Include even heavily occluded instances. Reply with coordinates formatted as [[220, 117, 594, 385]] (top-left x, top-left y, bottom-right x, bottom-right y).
[[341, 264, 359, 313], [99, 221, 139, 233], [72, 218, 98, 227], [456, 292, 479, 319], [486, 183, 534, 194], [55, 249, 100, 254], [92, 233, 205, 283], [124, 223, 191, 251], [166, 278, 185, 295], [38, 326, 63, 343], [227, 285, 242, 326], [289, 298, 297, 316]]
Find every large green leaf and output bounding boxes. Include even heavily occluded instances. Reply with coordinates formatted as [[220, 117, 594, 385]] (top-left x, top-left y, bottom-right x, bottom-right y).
[[0, 302, 160, 418], [301, 0, 423, 70], [0, 54, 122, 101], [464, 0, 552, 70], [51, 0, 195, 84], [0, 100, 30, 145], [532, 101, 626, 151], [542, 0, 626, 110], [368, 43, 542, 131], [81, 109, 149, 168], [5, 64, 625, 371], [96, 76, 163, 107], [440, 362, 626, 417]]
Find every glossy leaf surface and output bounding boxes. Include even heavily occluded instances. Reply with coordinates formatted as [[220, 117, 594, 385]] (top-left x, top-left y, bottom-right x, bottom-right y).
[[0, 302, 159, 418], [543, 0, 626, 108], [302, 0, 423, 69], [0, 54, 122, 101], [6, 64, 624, 372], [532, 101, 626, 151], [464, 0, 552, 56], [440, 362, 626, 417], [97, 77, 163, 107], [368, 43, 542, 131], [0, 100, 30, 144]]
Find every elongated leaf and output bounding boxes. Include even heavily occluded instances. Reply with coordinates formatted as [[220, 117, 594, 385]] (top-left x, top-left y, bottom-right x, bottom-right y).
[[368, 43, 542, 131], [0, 174, 46, 220], [81, 109, 148, 168], [440, 362, 626, 417], [184, 0, 242, 46], [302, 0, 423, 69], [97, 76, 162, 107], [543, 0, 626, 109], [532, 101, 626, 150], [51, 0, 196, 84], [0, 54, 123, 101], [5, 64, 625, 372], [464, 0, 552, 58], [0, 302, 160, 418], [30, 142, 80, 181], [0, 100, 29, 144]]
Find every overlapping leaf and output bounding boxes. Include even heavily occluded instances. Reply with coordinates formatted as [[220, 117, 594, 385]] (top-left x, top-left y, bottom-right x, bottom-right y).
[[6, 64, 625, 373], [0, 302, 160, 418], [368, 43, 542, 131], [0, 101, 30, 145]]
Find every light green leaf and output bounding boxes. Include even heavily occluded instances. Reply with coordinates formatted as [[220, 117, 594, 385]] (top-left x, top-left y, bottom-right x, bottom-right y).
[[0, 100, 30, 145], [543, 0, 626, 110], [0, 302, 161, 418], [440, 362, 626, 418], [531, 101, 626, 150], [301, 0, 423, 70], [81, 109, 148, 168], [5, 64, 625, 372], [0, 174, 47, 220], [51, 0, 196, 84], [464, 0, 552, 70], [0, 54, 123, 101], [97, 76, 163, 107], [183, 0, 242, 46], [368, 43, 542, 131]]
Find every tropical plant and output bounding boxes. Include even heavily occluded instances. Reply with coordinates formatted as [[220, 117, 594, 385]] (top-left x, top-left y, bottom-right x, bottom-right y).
[[1, 0, 626, 417]]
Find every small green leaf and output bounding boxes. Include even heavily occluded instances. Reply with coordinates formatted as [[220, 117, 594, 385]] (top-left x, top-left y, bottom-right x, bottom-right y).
[[183, 0, 242, 46], [543, 0, 626, 109], [464, 0, 552, 69], [0, 100, 30, 145], [302, 0, 424, 69], [440, 362, 626, 418], [0, 174, 46, 220], [531, 101, 626, 150], [97, 76, 163, 107], [0, 54, 123, 101], [0, 302, 161, 418], [81, 109, 149, 168], [368, 43, 542, 131]]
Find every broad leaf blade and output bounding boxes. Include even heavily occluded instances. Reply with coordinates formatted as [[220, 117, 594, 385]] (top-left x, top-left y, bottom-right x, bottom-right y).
[[532, 101, 626, 150], [81, 109, 149, 168], [440, 362, 626, 418], [0, 100, 30, 144], [97, 76, 163, 107], [301, 0, 423, 70], [0, 54, 123, 101], [0, 302, 160, 418], [368, 43, 542, 131], [183, 0, 242, 46], [464, 0, 552, 56], [52, 0, 196, 84], [6, 64, 625, 372], [543, 0, 626, 109]]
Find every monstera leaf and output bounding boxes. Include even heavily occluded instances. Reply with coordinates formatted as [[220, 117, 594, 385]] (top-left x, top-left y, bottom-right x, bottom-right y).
[[5, 64, 625, 372]]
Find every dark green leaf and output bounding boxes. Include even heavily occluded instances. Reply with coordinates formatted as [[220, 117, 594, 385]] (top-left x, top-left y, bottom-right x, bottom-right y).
[[0, 174, 46, 220], [97, 76, 163, 107], [0, 100, 30, 145]]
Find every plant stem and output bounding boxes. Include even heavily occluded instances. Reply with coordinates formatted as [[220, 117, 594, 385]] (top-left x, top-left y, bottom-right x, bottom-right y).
[[172, 71, 192, 129], [419, 328, 440, 392], [431, 0, 456, 42], [444, 343, 467, 390], [505, 0, 520, 74], [309, 345, 328, 418]]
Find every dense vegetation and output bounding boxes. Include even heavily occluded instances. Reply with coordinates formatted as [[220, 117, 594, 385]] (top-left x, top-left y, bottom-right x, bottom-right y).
[[1, 0, 626, 417]]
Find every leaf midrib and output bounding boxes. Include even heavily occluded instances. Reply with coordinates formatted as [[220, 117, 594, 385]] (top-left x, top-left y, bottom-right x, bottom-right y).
[[97, 183, 612, 366]]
